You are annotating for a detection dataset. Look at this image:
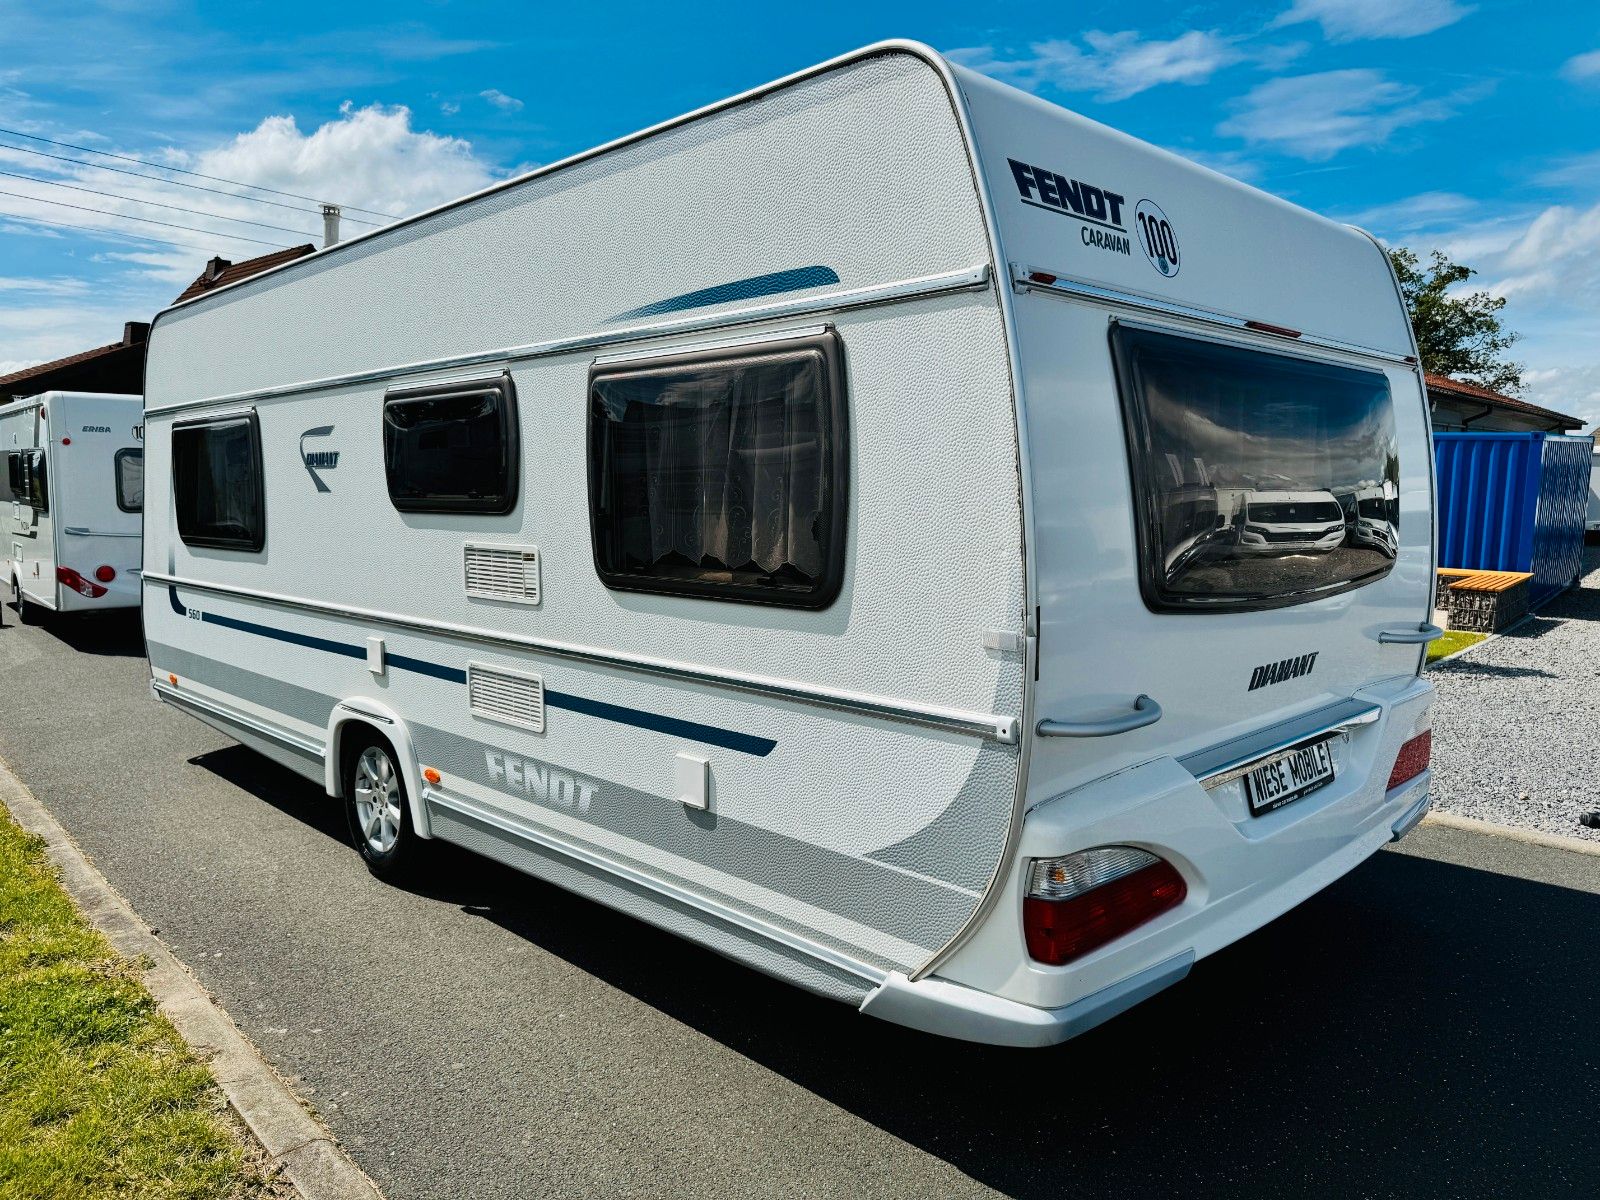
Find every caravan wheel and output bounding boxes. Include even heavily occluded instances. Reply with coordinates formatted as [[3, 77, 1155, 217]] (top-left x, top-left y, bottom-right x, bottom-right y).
[[345, 738, 424, 882]]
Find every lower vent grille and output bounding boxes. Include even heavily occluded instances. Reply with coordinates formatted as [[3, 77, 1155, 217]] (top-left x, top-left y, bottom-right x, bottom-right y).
[[468, 663, 545, 733]]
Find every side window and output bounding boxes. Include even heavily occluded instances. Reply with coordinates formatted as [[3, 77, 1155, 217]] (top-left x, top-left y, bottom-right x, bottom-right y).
[[115, 447, 144, 513], [172, 413, 265, 551], [0, 452, 16, 502], [383, 374, 518, 514], [587, 332, 847, 608], [21, 450, 47, 513]]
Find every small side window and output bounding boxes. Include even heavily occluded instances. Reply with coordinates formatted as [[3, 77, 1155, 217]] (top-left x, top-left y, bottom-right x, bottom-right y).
[[173, 413, 265, 552], [21, 450, 47, 513], [0, 452, 16, 502], [115, 447, 144, 513], [383, 374, 518, 514], [587, 332, 848, 608]]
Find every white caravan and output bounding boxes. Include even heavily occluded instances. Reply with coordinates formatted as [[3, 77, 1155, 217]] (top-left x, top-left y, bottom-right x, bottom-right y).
[[1, 392, 143, 620], [139, 43, 1437, 1047]]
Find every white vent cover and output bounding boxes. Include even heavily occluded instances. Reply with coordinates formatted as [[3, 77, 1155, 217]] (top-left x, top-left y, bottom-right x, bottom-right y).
[[467, 663, 545, 733], [464, 543, 540, 604]]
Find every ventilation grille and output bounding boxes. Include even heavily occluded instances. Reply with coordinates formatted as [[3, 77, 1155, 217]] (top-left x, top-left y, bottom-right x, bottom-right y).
[[464, 543, 540, 603], [468, 664, 545, 733]]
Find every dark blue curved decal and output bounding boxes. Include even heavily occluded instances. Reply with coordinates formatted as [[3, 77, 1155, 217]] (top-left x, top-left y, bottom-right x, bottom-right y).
[[163, 586, 775, 756], [611, 265, 840, 322]]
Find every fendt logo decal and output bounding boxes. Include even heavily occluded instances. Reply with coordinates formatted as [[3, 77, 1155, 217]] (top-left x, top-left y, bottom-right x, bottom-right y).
[[1007, 157, 1131, 257], [299, 425, 340, 492], [486, 750, 599, 814], [1248, 652, 1319, 691]]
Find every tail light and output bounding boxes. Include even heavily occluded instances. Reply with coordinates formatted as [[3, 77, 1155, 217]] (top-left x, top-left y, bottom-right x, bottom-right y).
[[1387, 730, 1431, 791], [1024, 846, 1187, 966], [94, 565, 116, 583], [56, 566, 107, 599]]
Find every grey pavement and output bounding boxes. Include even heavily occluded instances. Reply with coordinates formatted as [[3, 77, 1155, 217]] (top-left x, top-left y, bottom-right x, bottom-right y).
[[1, 606, 1598, 1199]]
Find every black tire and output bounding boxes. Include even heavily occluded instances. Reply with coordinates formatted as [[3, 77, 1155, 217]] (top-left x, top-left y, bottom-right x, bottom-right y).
[[343, 735, 426, 882], [15, 589, 40, 625]]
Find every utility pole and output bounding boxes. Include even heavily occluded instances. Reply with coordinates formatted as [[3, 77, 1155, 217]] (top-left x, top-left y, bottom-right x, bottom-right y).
[[322, 203, 341, 248]]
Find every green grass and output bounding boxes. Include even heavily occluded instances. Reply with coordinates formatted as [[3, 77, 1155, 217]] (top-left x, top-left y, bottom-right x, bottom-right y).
[[0, 806, 271, 1200], [1427, 629, 1488, 664]]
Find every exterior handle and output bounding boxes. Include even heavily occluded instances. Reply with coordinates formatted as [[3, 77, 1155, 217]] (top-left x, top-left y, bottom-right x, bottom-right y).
[[1377, 623, 1445, 645], [1037, 694, 1162, 738]]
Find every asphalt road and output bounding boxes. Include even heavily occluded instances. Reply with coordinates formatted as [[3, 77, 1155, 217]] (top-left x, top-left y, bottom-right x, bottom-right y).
[[1, 607, 1598, 1200]]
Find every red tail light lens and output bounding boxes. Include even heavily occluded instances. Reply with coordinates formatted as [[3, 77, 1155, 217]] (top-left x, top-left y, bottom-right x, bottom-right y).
[[94, 565, 116, 583], [1024, 847, 1187, 966], [56, 566, 108, 599], [1387, 730, 1431, 791]]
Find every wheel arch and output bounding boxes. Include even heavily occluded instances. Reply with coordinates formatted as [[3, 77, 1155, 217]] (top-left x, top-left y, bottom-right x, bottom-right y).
[[324, 700, 435, 838]]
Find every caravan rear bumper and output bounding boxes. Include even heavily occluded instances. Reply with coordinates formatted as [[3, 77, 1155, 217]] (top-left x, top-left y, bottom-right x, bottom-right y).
[[930, 679, 1434, 1025]]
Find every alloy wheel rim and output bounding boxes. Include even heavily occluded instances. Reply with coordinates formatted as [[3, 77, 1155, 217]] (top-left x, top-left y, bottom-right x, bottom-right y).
[[353, 747, 402, 854]]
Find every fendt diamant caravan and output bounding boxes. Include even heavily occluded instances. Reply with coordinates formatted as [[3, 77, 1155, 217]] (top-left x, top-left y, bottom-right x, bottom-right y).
[[140, 43, 1437, 1046], [2, 392, 143, 621]]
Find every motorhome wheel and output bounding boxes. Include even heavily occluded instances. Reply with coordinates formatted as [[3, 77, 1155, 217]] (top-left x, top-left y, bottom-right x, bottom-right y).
[[345, 739, 423, 881]]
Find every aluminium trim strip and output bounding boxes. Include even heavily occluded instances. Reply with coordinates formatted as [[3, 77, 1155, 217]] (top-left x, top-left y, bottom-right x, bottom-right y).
[[141, 572, 1021, 744], [1009, 264, 1416, 367], [142, 264, 992, 418], [424, 785, 888, 986], [1181, 700, 1383, 790], [152, 679, 325, 758]]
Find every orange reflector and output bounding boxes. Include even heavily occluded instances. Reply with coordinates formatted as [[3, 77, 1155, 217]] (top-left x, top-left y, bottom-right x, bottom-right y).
[[168, 674, 178, 685], [422, 767, 441, 785]]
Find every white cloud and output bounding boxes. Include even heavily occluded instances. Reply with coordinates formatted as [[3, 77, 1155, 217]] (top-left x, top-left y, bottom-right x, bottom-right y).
[[479, 88, 524, 112], [1561, 49, 1600, 83], [949, 29, 1248, 102], [1341, 191, 1477, 232], [1217, 69, 1459, 159], [1272, 0, 1472, 42], [1522, 365, 1600, 430]]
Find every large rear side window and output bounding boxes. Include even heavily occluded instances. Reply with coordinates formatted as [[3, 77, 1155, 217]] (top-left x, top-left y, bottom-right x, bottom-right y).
[[1112, 325, 1399, 613], [587, 333, 847, 608], [173, 414, 264, 552]]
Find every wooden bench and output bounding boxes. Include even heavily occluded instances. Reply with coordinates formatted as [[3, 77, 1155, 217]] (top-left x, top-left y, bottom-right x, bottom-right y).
[[1437, 568, 1534, 632]]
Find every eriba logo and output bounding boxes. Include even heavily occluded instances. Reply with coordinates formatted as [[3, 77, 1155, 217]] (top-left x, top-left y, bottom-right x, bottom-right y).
[[1248, 652, 1319, 691], [486, 750, 598, 814], [81, 424, 112, 433], [1007, 157, 1131, 257], [299, 425, 340, 492]]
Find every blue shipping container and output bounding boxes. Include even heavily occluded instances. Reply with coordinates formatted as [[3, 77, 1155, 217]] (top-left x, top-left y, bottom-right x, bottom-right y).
[[1434, 431, 1594, 606]]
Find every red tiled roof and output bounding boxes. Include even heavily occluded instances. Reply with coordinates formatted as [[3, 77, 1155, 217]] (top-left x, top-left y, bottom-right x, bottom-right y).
[[173, 243, 316, 304], [0, 339, 129, 390], [1424, 372, 1583, 431]]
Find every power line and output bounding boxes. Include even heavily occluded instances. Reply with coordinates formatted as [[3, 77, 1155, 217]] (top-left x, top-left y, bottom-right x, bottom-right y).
[[0, 140, 382, 226], [0, 187, 292, 248], [0, 210, 251, 255], [0, 124, 391, 218], [0, 169, 322, 240]]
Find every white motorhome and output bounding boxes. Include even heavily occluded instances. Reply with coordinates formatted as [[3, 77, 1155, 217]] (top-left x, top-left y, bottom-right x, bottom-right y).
[[139, 43, 1438, 1047], [1237, 490, 1347, 556], [2, 391, 143, 620]]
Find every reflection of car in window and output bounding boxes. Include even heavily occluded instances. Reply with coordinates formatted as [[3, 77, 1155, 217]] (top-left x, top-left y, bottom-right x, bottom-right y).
[[1350, 488, 1399, 557], [1237, 490, 1347, 555]]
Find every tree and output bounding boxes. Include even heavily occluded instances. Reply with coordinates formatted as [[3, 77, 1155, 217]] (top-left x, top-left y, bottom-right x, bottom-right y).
[[1388, 247, 1523, 395]]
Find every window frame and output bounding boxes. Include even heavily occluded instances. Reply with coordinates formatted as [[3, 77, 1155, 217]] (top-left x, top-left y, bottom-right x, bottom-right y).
[[585, 332, 849, 610], [20, 449, 48, 514], [114, 446, 144, 513], [1109, 321, 1398, 615], [382, 372, 519, 515], [172, 411, 266, 553]]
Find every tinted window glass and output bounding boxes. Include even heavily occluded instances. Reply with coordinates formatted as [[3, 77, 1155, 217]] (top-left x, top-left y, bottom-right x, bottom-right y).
[[588, 334, 847, 608], [21, 450, 47, 513], [1114, 326, 1399, 612], [383, 376, 517, 514], [173, 415, 264, 551], [115, 447, 144, 513], [0, 452, 15, 502]]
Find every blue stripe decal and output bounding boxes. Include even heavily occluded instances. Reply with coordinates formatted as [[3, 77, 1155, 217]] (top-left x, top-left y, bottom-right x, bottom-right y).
[[164, 585, 774, 755], [611, 265, 840, 322], [545, 690, 775, 757]]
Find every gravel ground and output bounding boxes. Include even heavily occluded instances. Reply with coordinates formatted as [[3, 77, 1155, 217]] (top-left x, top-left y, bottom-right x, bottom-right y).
[[1428, 545, 1600, 844]]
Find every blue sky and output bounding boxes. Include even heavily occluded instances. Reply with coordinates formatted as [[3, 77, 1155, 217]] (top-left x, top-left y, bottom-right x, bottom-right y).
[[3, 0, 1597, 419]]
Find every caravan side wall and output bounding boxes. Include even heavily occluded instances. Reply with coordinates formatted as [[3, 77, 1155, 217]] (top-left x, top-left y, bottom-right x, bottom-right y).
[[142, 52, 1027, 991]]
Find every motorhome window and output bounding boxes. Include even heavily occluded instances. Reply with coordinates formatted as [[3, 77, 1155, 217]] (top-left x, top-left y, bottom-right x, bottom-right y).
[[383, 375, 517, 514], [0, 452, 16, 502], [21, 450, 47, 513], [587, 333, 847, 608], [173, 415, 265, 551], [115, 447, 144, 513], [1112, 325, 1399, 612]]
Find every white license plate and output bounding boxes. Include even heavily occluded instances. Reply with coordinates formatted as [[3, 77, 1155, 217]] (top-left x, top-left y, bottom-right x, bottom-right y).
[[1244, 737, 1336, 816]]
